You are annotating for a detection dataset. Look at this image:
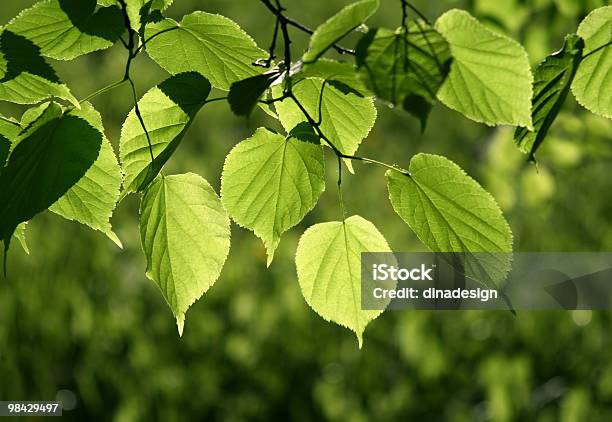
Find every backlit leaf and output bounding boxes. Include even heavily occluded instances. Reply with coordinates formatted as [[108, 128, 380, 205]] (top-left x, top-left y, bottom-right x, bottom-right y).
[[273, 77, 376, 173], [144, 11, 265, 90], [386, 154, 513, 286], [0, 102, 102, 249], [356, 21, 452, 129], [572, 6, 612, 119], [435, 9, 533, 128], [303, 0, 379, 63], [139, 173, 230, 335], [0, 30, 78, 106], [126, 0, 174, 32], [221, 127, 325, 265], [119, 72, 211, 193], [7, 0, 124, 60], [49, 102, 123, 247], [295, 215, 391, 347], [515, 35, 584, 161]]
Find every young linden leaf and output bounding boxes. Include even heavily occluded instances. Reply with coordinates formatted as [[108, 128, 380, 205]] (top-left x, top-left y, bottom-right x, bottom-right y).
[[295, 215, 391, 348], [386, 154, 513, 286], [228, 70, 281, 117], [221, 127, 325, 266], [48, 102, 123, 247], [126, 0, 174, 32], [302, 0, 379, 63], [7, 0, 124, 61], [435, 9, 533, 128], [139, 173, 230, 336], [0, 102, 102, 249], [120, 72, 211, 193], [273, 77, 377, 173], [0, 30, 78, 107], [515, 35, 584, 161], [572, 6, 612, 119], [356, 22, 452, 129], [144, 11, 266, 90]]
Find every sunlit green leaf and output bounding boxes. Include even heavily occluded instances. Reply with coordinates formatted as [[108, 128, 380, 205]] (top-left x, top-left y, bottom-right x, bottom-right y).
[[303, 0, 379, 63], [295, 59, 370, 96], [295, 215, 391, 347], [7, 0, 124, 60], [356, 22, 452, 129], [120, 72, 211, 193], [0, 30, 78, 106], [572, 6, 612, 119], [435, 9, 533, 128], [126, 0, 174, 32], [144, 11, 265, 90], [386, 154, 513, 286], [221, 127, 325, 265], [0, 102, 102, 248], [49, 102, 123, 247], [139, 173, 230, 335], [273, 77, 376, 173], [515, 35, 584, 161]]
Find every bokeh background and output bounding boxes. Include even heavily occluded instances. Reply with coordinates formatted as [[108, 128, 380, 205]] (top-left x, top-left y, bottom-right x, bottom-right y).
[[1, 0, 612, 420]]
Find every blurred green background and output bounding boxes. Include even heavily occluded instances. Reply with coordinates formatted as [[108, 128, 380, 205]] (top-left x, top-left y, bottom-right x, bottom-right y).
[[1, 0, 612, 420]]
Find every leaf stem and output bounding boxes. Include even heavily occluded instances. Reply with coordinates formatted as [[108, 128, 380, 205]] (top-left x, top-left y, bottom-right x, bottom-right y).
[[128, 77, 155, 163], [337, 156, 347, 220], [203, 96, 229, 105], [0, 115, 19, 126], [79, 79, 128, 103], [403, 1, 431, 25]]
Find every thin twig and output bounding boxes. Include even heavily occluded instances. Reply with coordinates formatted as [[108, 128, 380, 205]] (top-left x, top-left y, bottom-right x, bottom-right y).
[[259, 0, 355, 56]]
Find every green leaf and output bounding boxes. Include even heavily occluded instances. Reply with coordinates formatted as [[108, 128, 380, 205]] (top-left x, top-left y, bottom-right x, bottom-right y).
[[144, 11, 265, 90], [303, 0, 379, 63], [228, 71, 281, 117], [221, 127, 325, 265], [13, 222, 29, 254], [48, 102, 123, 247], [139, 173, 230, 335], [435, 9, 533, 128], [7, 0, 124, 61], [515, 35, 584, 161], [273, 77, 377, 173], [0, 102, 102, 248], [119, 72, 211, 193], [0, 30, 78, 106], [356, 22, 452, 129], [572, 6, 612, 119], [126, 0, 173, 32], [0, 117, 20, 166], [386, 154, 513, 286], [295, 215, 391, 347], [295, 59, 371, 96]]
